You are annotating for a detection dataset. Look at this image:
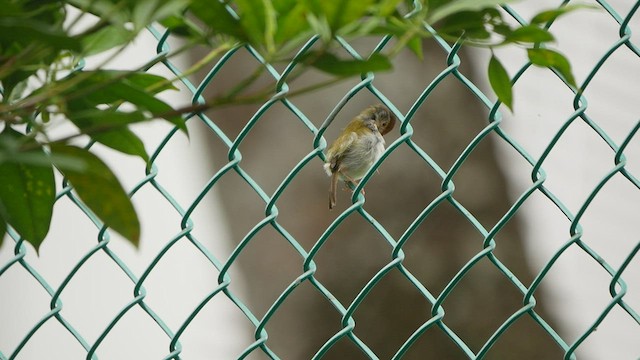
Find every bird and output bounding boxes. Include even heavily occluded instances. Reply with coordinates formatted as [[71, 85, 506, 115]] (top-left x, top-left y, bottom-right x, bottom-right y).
[[323, 104, 397, 209]]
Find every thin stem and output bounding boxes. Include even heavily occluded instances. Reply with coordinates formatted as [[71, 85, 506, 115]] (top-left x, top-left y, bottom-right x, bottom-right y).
[[147, 42, 236, 94], [18, 74, 350, 150]]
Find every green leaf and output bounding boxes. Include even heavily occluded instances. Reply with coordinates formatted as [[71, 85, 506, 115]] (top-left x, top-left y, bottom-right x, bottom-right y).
[[504, 25, 555, 44], [0, 135, 83, 170], [488, 55, 513, 110], [65, 109, 149, 162], [0, 128, 55, 253], [337, 15, 387, 38], [50, 145, 140, 246], [274, 2, 309, 44], [303, 0, 375, 32], [6, 79, 29, 104], [428, 0, 517, 24], [406, 35, 424, 60], [66, 0, 130, 26], [0, 18, 81, 52], [436, 10, 490, 39], [63, 71, 186, 133], [371, 16, 414, 37], [189, 0, 247, 42], [527, 48, 577, 87], [0, 0, 23, 17], [125, 73, 178, 94], [92, 128, 149, 163], [235, 0, 276, 51], [68, 107, 146, 126], [70, 70, 177, 97], [305, 13, 332, 42], [132, 0, 190, 31], [530, 5, 596, 25], [302, 52, 392, 76], [493, 23, 513, 36], [109, 83, 186, 130], [159, 15, 195, 37], [375, 0, 404, 17], [79, 26, 135, 56]]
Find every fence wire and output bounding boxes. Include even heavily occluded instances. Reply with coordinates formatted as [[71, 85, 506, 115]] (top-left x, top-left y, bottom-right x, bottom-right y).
[[1, 1, 639, 359]]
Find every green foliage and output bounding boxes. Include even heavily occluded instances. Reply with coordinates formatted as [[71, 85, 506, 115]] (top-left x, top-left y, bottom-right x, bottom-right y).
[[0, 128, 55, 252], [530, 4, 595, 25], [50, 144, 141, 245], [527, 48, 577, 87], [302, 52, 393, 76], [504, 25, 555, 44], [80, 26, 135, 56], [427, 0, 515, 24], [488, 55, 512, 110], [0, 0, 585, 252], [0, 0, 186, 250]]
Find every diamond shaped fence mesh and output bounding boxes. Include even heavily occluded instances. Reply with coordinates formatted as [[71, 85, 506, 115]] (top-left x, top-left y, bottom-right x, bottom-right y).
[[1, 1, 639, 359]]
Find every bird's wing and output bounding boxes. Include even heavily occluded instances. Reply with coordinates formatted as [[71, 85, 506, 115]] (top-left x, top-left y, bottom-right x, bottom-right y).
[[327, 131, 358, 171]]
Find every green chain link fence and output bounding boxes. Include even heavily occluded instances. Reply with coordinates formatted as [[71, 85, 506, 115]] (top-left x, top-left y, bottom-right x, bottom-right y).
[[1, 1, 639, 359]]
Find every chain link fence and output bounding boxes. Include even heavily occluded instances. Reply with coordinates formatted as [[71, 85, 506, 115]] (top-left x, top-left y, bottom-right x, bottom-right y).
[[1, 0, 639, 359]]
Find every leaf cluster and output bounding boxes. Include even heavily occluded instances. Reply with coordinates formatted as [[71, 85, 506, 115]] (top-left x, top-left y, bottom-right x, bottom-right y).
[[174, 0, 585, 109], [1, 0, 189, 251], [0, 0, 587, 252]]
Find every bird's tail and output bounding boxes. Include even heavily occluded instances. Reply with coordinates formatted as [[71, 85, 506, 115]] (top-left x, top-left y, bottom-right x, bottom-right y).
[[329, 172, 339, 209]]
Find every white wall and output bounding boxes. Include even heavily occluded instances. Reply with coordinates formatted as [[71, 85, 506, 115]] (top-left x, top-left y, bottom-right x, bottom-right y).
[[0, 29, 250, 359], [477, 1, 640, 358]]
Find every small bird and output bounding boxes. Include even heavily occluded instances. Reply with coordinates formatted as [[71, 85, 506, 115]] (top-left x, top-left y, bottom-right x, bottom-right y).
[[323, 104, 397, 209]]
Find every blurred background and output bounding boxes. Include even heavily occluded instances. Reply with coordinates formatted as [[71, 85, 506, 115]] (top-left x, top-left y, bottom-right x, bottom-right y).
[[1, 0, 638, 359]]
